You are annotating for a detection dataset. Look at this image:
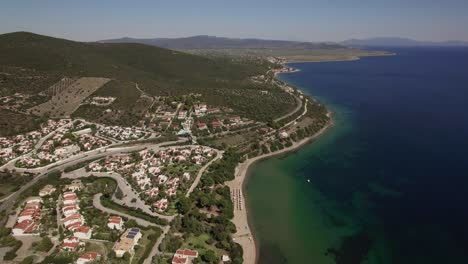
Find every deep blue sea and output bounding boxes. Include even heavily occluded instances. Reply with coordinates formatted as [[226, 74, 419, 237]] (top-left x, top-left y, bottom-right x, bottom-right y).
[[247, 47, 468, 264]]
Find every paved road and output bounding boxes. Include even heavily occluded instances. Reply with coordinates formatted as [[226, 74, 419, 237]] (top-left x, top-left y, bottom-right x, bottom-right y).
[[33, 121, 73, 152], [93, 193, 161, 228], [63, 169, 174, 220], [1, 130, 221, 264], [0, 139, 184, 214], [273, 93, 303, 123]]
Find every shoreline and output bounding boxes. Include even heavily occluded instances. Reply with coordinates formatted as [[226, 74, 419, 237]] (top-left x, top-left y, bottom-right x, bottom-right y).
[[227, 115, 334, 264], [285, 52, 396, 64]]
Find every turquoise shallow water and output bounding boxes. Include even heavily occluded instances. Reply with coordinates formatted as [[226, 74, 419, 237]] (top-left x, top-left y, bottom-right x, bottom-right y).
[[246, 47, 468, 264]]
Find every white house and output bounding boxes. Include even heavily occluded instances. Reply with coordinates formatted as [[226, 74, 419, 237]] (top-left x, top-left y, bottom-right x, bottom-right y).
[[12, 220, 37, 236], [107, 216, 124, 231], [76, 251, 100, 264], [73, 226, 92, 239], [39, 185, 56, 197], [113, 228, 142, 257]]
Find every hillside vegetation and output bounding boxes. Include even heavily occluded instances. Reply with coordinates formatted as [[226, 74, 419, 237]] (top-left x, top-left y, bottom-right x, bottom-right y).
[[0, 32, 296, 125]]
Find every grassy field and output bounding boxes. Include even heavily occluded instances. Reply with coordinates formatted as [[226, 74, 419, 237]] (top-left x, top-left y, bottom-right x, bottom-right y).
[[181, 233, 227, 259], [72, 80, 143, 125]]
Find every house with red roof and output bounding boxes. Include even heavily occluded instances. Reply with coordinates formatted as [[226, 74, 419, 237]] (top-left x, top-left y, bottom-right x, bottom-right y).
[[153, 198, 168, 212], [63, 213, 84, 230], [12, 220, 38, 236], [108, 216, 124, 231], [172, 249, 199, 264], [73, 225, 92, 239], [196, 122, 207, 130], [60, 236, 81, 251], [211, 121, 222, 128], [62, 204, 79, 217], [206, 107, 220, 114], [77, 251, 100, 264]]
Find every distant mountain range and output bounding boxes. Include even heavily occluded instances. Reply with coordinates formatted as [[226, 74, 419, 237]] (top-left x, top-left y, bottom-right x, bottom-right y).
[[100, 35, 345, 50], [342, 37, 468, 47]]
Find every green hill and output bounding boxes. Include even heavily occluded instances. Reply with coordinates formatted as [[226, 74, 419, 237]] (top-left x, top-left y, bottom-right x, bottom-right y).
[[0, 32, 267, 92], [0, 32, 296, 126]]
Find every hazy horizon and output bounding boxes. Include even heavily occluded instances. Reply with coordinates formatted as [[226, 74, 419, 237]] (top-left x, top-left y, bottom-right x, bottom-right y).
[[1, 0, 467, 43]]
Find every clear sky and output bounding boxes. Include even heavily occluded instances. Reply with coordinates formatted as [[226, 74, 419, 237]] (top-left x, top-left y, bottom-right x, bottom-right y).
[[1, 0, 467, 42]]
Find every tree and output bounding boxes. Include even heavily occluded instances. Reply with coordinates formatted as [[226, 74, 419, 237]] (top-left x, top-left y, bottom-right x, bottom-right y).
[[126, 219, 138, 227], [35, 236, 53, 252], [201, 176, 214, 187], [115, 187, 124, 200], [123, 252, 131, 261], [176, 196, 191, 214], [20, 256, 34, 264], [201, 250, 217, 263]]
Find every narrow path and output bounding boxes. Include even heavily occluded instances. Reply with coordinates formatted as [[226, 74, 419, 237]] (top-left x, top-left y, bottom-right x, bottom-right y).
[[186, 150, 222, 197], [164, 103, 182, 133], [142, 225, 170, 264]]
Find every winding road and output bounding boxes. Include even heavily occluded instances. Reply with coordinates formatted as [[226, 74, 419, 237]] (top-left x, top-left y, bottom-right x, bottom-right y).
[[92, 194, 161, 228]]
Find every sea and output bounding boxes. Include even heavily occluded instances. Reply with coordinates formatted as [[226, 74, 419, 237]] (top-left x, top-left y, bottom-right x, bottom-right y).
[[245, 47, 468, 264]]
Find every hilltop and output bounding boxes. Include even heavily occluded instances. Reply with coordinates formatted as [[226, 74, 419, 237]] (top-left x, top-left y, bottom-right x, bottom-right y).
[[0, 32, 269, 95]]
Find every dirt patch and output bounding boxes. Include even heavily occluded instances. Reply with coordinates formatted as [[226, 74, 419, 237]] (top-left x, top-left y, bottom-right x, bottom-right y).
[[29, 77, 110, 118]]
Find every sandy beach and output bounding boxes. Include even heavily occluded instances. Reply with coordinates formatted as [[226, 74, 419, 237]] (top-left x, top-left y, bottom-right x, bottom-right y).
[[226, 117, 333, 264]]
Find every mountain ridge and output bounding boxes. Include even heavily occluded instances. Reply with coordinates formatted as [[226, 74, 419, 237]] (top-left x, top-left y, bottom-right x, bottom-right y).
[[100, 35, 345, 50]]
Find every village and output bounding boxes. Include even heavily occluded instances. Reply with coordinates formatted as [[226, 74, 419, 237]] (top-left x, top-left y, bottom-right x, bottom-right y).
[[2, 174, 204, 264], [86, 145, 218, 214], [0, 103, 231, 263], [1, 96, 256, 169], [0, 56, 325, 264]]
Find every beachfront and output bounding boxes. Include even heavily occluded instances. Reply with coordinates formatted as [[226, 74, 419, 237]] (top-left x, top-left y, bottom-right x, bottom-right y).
[[226, 116, 333, 264]]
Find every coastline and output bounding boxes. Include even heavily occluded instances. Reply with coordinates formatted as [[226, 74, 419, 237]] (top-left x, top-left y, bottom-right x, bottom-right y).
[[285, 52, 396, 64], [227, 115, 334, 264]]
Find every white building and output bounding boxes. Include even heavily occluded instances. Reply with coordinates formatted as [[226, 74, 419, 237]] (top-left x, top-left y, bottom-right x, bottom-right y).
[[76, 251, 100, 264], [107, 216, 124, 231], [73, 226, 92, 239]]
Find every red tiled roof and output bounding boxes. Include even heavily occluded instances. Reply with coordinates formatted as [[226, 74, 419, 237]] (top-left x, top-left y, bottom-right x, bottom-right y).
[[79, 251, 99, 260], [176, 249, 198, 257], [24, 222, 37, 233], [14, 220, 33, 230], [108, 218, 122, 224], [66, 222, 83, 230], [74, 225, 91, 234], [172, 256, 187, 264], [63, 213, 82, 222], [183, 249, 198, 257], [60, 242, 79, 250]]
